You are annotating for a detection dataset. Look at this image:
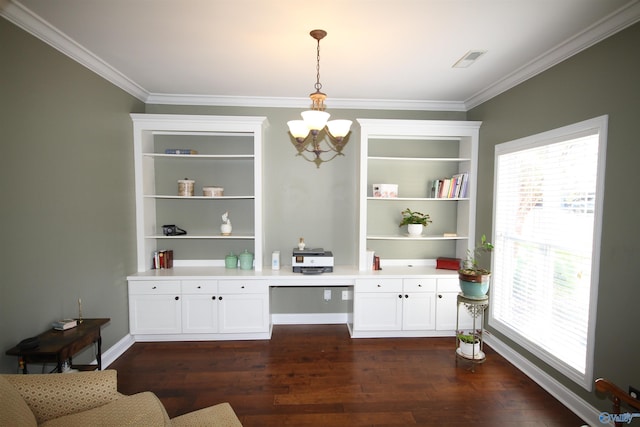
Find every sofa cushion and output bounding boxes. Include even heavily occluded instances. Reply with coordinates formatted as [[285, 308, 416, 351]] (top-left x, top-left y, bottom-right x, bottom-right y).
[[171, 402, 242, 427], [39, 391, 171, 427], [0, 375, 37, 427]]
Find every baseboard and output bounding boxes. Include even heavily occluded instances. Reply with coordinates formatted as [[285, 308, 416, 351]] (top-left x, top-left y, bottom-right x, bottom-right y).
[[100, 334, 135, 368], [485, 333, 604, 426], [271, 313, 349, 325]]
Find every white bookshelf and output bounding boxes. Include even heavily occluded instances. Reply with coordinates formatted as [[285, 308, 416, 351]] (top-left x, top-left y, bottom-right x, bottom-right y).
[[131, 114, 268, 272], [357, 119, 481, 270]]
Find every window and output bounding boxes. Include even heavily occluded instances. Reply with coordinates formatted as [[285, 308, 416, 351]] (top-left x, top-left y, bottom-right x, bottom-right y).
[[490, 116, 607, 390]]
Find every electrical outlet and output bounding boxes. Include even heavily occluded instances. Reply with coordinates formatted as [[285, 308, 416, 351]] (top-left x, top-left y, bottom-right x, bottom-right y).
[[630, 386, 640, 399], [323, 289, 331, 301], [341, 290, 352, 300]]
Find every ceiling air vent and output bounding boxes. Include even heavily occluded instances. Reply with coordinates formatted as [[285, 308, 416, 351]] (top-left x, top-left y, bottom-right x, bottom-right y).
[[452, 50, 487, 68]]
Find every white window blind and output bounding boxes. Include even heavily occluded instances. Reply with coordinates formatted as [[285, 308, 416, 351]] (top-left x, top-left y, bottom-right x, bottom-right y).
[[490, 116, 607, 390]]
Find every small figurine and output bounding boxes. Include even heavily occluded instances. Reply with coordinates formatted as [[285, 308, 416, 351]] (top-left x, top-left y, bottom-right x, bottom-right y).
[[220, 211, 232, 236], [298, 237, 306, 250]]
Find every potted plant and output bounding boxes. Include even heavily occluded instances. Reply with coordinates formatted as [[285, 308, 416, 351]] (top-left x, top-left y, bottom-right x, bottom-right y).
[[456, 330, 482, 358], [399, 208, 432, 237], [458, 234, 494, 298]]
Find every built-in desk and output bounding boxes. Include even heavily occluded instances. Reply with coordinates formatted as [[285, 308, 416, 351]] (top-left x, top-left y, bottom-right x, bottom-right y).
[[127, 266, 467, 341]]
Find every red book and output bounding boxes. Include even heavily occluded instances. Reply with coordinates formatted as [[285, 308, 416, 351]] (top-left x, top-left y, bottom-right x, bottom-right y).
[[436, 257, 461, 270]]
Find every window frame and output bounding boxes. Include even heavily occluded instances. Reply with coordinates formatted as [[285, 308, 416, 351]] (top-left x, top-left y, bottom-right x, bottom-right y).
[[489, 115, 608, 391]]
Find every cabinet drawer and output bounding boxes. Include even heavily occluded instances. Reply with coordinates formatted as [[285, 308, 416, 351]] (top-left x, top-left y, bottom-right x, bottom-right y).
[[181, 280, 217, 294], [356, 278, 403, 293], [218, 280, 268, 294], [437, 278, 460, 292], [403, 278, 436, 293], [129, 281, 181, 295]]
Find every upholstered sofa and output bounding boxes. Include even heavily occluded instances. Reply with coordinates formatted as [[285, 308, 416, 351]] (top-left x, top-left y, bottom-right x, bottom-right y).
[[0, 370, 242, 426]]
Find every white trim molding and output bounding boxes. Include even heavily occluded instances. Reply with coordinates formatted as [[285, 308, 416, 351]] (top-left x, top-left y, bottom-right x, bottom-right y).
[[4, 0, 639, 111], [465, 0, 640, 109], [271, 313, 349, 325], [99, 334, 136, 369], [1, 0, 148, 101], [144, 93, 468, 112]]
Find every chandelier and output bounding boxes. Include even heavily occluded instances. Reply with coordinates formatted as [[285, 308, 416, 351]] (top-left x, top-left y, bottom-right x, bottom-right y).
[[287, 29, 352, 168]]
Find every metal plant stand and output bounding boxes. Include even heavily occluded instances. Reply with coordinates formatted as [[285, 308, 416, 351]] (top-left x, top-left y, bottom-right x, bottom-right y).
[[455, 294, 489, 372]]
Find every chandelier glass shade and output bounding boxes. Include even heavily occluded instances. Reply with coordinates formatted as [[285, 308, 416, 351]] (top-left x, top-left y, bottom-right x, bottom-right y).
[[287, 29, 352, 168]]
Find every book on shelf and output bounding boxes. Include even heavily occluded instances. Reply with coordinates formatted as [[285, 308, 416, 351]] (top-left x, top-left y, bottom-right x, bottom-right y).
[[52, 319, 77, 330], [153, 249, 174, 269], [430, 172, 469, 198], [164, 149, 199, 155]]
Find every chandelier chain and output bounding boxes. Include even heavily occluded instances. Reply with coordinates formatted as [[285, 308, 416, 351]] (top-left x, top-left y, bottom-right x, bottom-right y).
[[315, 37, 322, 92]]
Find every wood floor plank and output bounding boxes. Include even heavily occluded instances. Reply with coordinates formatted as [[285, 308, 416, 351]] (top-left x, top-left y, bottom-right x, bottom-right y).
[[108, 324, 587, 426]]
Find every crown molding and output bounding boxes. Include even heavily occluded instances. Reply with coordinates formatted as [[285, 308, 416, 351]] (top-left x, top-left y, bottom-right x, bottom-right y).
[[145, 93, 467, 112], [1, 0, 148, 101], [4, 0, 639, 112], [465, 0, 640, 110]]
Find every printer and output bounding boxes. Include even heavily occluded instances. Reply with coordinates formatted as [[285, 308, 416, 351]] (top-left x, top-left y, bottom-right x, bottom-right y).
[[292, 248, 334, 274]]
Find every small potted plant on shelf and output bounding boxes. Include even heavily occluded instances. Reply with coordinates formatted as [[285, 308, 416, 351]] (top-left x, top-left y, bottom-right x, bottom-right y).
[[399, 208, 432, 237], [456, 330, 482, 358], [458, 234, 494, 298]]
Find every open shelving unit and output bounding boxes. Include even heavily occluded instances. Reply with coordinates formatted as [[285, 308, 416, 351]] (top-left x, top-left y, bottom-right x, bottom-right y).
[[131, 114, 268, 272], [357, 119, 481, 270]]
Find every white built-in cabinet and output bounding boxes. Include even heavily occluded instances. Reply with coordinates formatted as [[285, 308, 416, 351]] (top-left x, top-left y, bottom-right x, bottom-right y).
[[353, 278, 435, 333], [352, 276, 473, 337], [357, 119, 481, 270], [128, 279, 270, 340], [130, 114, 268, 272], [128, 280, 182, 335], [126, 116, 483, 343]]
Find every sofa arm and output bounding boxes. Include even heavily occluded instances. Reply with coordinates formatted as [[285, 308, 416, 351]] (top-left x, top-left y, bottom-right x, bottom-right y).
[[2, 370, 124, 424]]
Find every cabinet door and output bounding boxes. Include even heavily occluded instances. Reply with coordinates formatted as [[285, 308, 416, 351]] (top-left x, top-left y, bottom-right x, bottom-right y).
[[402, 293, 436, 330], [435, 292, 474, 331], [182, 294, 218, 333], [129, 294, 181, 334], [354, 293, 403, 331], [435, 292, 458, 331], [218, 293, 269, 334]]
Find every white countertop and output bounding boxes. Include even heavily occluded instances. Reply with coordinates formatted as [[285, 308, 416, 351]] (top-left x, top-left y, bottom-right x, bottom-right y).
[[127, 265, 460, 281]]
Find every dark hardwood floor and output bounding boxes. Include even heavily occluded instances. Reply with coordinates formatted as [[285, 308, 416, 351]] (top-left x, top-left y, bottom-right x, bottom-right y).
[[109, 324, 586, 426]]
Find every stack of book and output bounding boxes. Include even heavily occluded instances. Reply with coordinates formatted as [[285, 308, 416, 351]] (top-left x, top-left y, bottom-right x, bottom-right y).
[[430, 172, 469, 198], [153, 249, 174, 269], [52, 319, 78, 331]]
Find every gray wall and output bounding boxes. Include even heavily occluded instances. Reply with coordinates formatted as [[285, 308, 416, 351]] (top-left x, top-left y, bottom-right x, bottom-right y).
[[0, 18, 144, 373], [468, 22, 640, 410]]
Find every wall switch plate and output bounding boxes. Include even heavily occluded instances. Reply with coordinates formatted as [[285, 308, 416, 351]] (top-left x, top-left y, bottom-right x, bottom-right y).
[[630, 386, 640, 399], [323, 289, 331, 301], [341, 290, 352, 300]]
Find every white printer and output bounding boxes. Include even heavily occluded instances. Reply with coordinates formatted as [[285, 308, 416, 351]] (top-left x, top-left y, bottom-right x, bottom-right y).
[[292, 248, 334, 274]]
